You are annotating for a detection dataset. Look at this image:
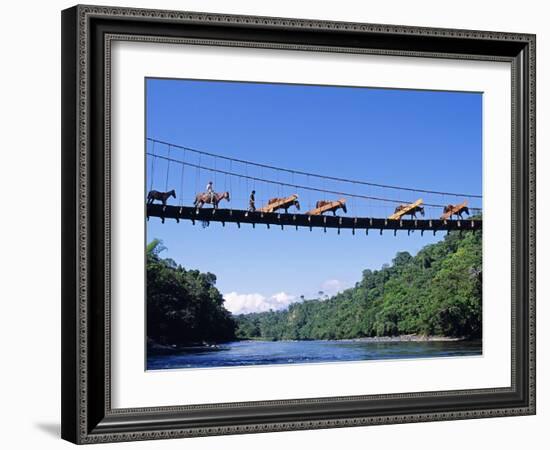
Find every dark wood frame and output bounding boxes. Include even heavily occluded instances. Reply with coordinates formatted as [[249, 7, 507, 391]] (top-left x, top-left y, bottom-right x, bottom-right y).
[[61, 4, 536, 444]]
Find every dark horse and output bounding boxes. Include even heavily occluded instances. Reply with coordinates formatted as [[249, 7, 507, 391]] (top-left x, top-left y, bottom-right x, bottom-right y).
[[442, 204, 470, 219], [147, 189, 176, 206], [194, 191, 231, 209], [394, 204, 425, 219]]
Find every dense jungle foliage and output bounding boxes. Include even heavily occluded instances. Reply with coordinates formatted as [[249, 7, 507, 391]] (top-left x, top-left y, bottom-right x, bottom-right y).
[[147, 239, 236, 347], [235, 230, 482, 340], [147, 230, 481, 347]]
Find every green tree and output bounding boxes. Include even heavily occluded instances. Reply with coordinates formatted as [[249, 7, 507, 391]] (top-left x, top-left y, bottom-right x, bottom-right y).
[[147, 240, 236, 348]]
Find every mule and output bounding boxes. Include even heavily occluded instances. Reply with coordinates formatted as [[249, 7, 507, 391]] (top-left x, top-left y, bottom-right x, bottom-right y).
[[442, 204, 470, 219], [315, 199, 347, 216], [394, 204, 425, 219], [267, 197, 301, 214]]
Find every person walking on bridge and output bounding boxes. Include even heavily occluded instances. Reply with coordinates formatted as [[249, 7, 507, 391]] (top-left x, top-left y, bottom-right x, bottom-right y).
[[249, 190, 256, 212]]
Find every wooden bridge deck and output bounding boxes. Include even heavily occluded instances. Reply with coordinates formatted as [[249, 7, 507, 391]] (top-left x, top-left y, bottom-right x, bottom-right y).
[[147, 205, 482, 233]]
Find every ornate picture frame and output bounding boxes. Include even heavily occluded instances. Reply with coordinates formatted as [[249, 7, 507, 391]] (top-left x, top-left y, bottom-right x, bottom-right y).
[[61, 5, 535, 444]]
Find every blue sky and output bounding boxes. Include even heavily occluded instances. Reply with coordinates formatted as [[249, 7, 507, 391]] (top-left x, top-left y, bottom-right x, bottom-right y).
[[146, 78, 482, 314]]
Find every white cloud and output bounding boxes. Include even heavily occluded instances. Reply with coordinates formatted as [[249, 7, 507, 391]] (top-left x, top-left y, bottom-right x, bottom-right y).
[[223, 291, 296, 315], [223, 281, 349, 314], [320, 279, 344, 296]]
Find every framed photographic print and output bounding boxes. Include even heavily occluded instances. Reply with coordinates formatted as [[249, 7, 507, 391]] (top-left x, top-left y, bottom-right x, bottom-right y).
[[61, 5, 536, 444]]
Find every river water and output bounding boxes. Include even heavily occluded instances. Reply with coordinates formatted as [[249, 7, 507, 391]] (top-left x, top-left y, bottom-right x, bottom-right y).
[[147, 339, 482, 370]]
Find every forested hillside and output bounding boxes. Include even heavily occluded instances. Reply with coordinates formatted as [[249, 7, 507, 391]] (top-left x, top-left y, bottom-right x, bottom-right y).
[[146, 239, 236, 348], [235, 230, 482, 340], [147, 230, 482, 348]]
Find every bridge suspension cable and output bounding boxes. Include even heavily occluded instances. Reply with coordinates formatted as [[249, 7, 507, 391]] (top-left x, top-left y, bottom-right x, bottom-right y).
[[146, 152, 481, 211], [147, 137, 482, 199]]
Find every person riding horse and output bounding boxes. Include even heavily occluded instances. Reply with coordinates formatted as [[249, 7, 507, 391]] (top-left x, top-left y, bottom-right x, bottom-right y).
[[206, 181, 214, 203], [194, 190, 231, 209]]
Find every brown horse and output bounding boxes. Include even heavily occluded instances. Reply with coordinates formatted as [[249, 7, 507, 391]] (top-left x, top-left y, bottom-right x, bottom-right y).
[[147, 189, 176, 206], [315, 199, 347, 216], [267, 197, 301, 213], [194, 191, 230, 209], [442, 204, 470, 219], [394, 204, 425, 219]]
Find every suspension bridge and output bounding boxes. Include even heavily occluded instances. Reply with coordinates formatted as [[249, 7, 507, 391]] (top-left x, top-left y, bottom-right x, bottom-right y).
[[145, 138, 482, 235]]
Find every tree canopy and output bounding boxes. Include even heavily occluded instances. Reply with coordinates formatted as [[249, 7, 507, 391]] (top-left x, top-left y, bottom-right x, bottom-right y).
[[147, 239, 236, 347], [235, 230, 482, 340]]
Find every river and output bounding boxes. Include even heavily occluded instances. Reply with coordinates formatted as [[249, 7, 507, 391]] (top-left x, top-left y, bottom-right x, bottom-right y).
[[147, 339, 482, 370]]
